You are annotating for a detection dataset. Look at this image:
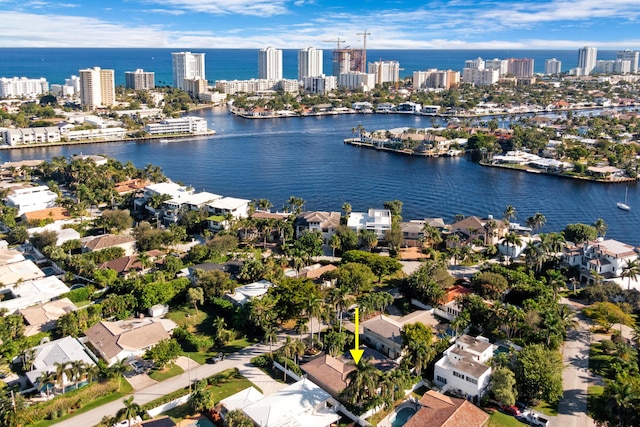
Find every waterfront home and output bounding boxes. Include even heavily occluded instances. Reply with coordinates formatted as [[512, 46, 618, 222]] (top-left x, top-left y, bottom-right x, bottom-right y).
[[134, 182, 194, 214], [448, 216, 508, 247], [144, 116, 208, 136], [21, 336, 97, 393], [19, 297, 77, 336], [400, 218, 445, 247], [295, 211, 341, 242], [2, 127, 61, 146], [162, 191, 222, 223], [241, 378, 340, 427], [404, 390, 489, 427], [347, 209, 392, 240], [183, 261, 243, 280], [362, 311, 437, 360], [219, 386, 263, 417], [83, 318, 176, 365], [433, 285, 473, 321], [81, 234, 136, 256], [433, 334, 494, 402], [0, 276, 70, 315], [4, 185, 58, 216], [206, 196, 250, 219], [562, 239, 639, 287]]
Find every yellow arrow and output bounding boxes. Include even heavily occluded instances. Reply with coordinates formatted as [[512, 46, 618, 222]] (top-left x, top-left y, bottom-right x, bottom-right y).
[[349, 307, 364, 364]]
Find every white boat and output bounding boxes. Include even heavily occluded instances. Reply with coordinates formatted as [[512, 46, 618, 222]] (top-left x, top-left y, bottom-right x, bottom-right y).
[[617, 187, 630, 211]]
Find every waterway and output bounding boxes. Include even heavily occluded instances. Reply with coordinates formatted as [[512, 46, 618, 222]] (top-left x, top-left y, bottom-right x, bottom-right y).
[[1, 109, 637, 244]]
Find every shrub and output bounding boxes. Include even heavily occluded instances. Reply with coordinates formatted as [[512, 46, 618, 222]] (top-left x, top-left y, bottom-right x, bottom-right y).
[[62, 287, 90, 303]]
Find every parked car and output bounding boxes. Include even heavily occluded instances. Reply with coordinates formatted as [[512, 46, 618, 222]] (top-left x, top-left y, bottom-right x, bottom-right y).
[[518, 411, 549, 427], [129, 360, 144, 373], [500, 405, 521, 416], [207, 353, 224, 364]]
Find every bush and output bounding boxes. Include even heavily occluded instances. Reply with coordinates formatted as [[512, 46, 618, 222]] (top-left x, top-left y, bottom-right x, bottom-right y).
[[61, 287, 90, 303]]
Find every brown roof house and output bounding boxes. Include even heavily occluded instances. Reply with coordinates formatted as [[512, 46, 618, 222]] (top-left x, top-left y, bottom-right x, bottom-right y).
[[19, 297, 77, 336], [81, 234, 136, 256], [83, 318, 177, 365], [362, 311, 437, 360], [448, 216, 507, 247], [404, 390, 489, 427], [295, 211, 341, 243]]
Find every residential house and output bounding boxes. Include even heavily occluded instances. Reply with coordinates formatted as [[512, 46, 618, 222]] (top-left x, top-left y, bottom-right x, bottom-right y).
[[295, 211, 341, 242], [224, 280, 273, 306], [433, 285, 473, 321], [206, 197, 250, 220], [184, 261, 244, 280], [347, 209, 392, 239], [299, 264, 338, 286], [83, 318, 177, 365], [0, 257, 45, 284], [361, 311, 438, 360], [219, 386, 264, 417], [81, 234, 137, 256], [433, 334, 495, 401], [23, 336, 97, 392], [563, 238, 639, 286], [98, 255, 144, 277], [4, 185, 58, 216], [163, 191, 222, 224], [404, 390, 489, 427], [241, 378, 340, 427], [400, 218, 446, 247], [19, 298, 77, 336], [134, 182, 194, 213], [448, 216, 508, 246], [0, 276, 69, 315]]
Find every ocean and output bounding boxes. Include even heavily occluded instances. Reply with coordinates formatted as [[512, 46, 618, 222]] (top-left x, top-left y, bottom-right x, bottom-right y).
[[0, 48, 620, 86]]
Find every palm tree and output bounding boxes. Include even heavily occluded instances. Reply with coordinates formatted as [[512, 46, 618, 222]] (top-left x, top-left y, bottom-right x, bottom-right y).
[[53, 361, 69, 393], [68, 360, 87, 389], [306, 294, 324, 350], [405, 342, 434, 377], [342, 358, 381, 408], [263, 326, 278, 355], [282, 337, 305, 381], [359, 229, 378, 251], [546, 269, 566, 300], [532, 212, 546, 233], [621, 259, 640, 291], [342, 202, 352, 219], [110, 359, 129, 391], [593, 218, 608, 238], [38, 371, 56, 398], [116, 396, 142, 427], [501, 232, 523, 264], [503, 205, 517, 223]]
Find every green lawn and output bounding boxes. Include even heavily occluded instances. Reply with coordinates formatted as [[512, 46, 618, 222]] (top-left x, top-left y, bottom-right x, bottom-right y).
[[163, 403, 194, 423], [589, 342, 614, 378], [487, 411, 527, 427], [28, 380, 134, 427], [532, 401, 558, 417], [149, 363, 184, 382]]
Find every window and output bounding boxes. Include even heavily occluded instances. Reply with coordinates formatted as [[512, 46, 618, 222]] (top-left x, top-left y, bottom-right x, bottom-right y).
[[465, 376, 478, 384], [436, 376, 447, 385], [453, 371, 464, 379]]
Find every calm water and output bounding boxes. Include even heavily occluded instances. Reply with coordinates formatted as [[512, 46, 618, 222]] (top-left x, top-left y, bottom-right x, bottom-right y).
[[0, 48, 620, 85], [1, 109, 638, 244]]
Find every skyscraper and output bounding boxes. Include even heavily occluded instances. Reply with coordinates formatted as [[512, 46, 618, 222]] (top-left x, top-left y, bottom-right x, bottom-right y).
[[298, 47, 323, 81], [616, 50, 639, 73], [545, 58, 562, 75], [125, 69, 155, 90], [172, 52, 206, 90], [368, 60, 400, 85], [507, 58, 534, 78], [578, 47, 597, 75], [258, 47, 283, 80], [79, 67, 115, 110]]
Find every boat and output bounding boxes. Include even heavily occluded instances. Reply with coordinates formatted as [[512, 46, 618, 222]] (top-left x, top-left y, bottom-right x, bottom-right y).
[[158, 139, 169, 143], [617, 186, 630, 211]]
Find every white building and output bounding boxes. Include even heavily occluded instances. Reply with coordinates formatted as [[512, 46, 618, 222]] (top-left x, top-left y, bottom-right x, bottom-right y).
[[5, 185, 58, 216], [563, 239, 639, 286], [412, 69, 460, 89], [464, 57, 485, 70], [135, 182, 195, 212], [145, 116, 208, 135], [337, 72, 375, 91], [578, 46, 598, 75], [347, 208, 392, 239], [216, 79, 277, 95], [79, 67, 115, 110], [258, 47, 283, 80], [617, 50, 639, 73], [225, 280, 273, 306], [3, 127, 61, 146], [125, 69, 155, 90], [162, 191, 222, 223], [0, 77, 49, 99], [298, 47, 323, 81], [64, 75, 81, 96], [484, 58, 509, 76], [302, 75, 337, 94], [594, 60, 631, 75], [462, 68, 499, 86], [545, 58, 562, 75], [207, 196, 250, 219], [433, 334, 494, 401], [368, 60, 400, 86], [295, 211, 341, 242], [172, 52, 206, 91], [0, 276, 70, 314]]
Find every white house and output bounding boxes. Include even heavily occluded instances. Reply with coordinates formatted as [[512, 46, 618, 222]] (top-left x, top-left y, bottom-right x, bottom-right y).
[[295, 211, 341, 242], [433, 334, 494, 401], [145, 117, 209, 135], [347, 209, 392, 239], [207, 196, 250, 219], [563, 238, 639, 286], [134, 182, 194, 212], [224, 280, 273, 306], [5, 185, 58, 216], [0, 276, 70, 314], [163, 191, 222, 223]]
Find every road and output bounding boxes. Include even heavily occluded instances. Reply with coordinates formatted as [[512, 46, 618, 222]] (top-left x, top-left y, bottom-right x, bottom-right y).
[[53, 339, 283, 427], [556, 302, 598, 427]]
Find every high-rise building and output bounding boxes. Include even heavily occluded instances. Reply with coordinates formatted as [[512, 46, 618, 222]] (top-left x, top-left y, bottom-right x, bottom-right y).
[[172, 52, 206, 90], [462, 68, 499, 86], [484, 59, 508, 76], [594, 60, 631, 75], [578, 46, 598, 75], [368, 60, 400, 86], [337, 72, 375, 91], [125, 69, 155, 90], [464, 57, 485, 70], [298, 47, 323, 81], [412, 69, 460, 90], [258, 47, 283, 80], [302, 75, 337, 94], [507, 58, 535, 77], [79, 67, 115, 110], [0, 77, 48, 98], [332, 49, 364, 76], [616, 50, 639, 73], [545, 58, 562, 75]]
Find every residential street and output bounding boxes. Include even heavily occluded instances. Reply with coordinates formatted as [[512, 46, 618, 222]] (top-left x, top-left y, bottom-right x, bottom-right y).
[[556, 301, 598, 427], [53, 339, 285, 427]]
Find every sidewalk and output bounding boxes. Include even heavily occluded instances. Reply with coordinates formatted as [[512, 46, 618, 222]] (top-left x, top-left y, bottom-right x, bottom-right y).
[[236, 363, 288, 396]]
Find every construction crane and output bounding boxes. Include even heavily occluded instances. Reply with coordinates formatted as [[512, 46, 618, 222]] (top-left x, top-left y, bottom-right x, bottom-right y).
[[323, 37, 346, 50], [356, 29, 371, 72]]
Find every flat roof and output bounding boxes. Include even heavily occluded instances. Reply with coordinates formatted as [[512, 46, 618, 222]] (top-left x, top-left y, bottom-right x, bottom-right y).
[[208, 196, 250, 210], [0, 276, 70, 314]]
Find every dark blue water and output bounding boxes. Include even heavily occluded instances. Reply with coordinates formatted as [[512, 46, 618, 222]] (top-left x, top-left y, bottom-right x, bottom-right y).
[[1, 109, 637, 244], [0, 48, 620, 86]]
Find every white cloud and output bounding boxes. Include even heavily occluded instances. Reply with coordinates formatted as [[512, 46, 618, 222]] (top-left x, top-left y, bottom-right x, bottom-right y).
[[144, 8, 186, 15], [139, 0, 290, 17]]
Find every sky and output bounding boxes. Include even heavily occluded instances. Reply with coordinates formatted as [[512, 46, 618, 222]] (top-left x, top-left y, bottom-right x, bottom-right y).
[[1, 0, 640, 49]]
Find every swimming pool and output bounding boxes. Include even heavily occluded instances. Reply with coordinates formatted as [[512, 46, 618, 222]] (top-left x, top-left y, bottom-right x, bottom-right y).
[[391, 406, 416, 427]]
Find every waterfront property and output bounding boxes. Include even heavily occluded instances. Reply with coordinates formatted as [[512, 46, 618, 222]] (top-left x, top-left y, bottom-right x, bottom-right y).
[[448, 216, 508, 247], [295, 211, 341, 242], [4, 185, 58, 216], [347, 209, 392, 239], [145, 116, 210, 136], [562, 238, 639, 287]]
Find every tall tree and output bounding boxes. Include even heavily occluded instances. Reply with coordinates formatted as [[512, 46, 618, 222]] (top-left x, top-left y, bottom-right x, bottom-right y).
[[622, 259, 640, 291], [116, 397, 142, 427]]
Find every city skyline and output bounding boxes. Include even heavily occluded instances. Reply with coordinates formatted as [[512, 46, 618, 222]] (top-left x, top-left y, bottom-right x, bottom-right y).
[[1, 0, 639, 50]]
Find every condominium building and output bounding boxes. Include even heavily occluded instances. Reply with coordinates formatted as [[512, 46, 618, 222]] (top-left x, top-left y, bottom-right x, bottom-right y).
[[301, 75, 337, 94], [462, 68, 499, 86], [545, 58, 562, 75], [464, 57, 485, 70], [145, 117, 208, 135], [413, 69, 460, 90], [578, 46, 598, 75], [616, 50, 639, 73], [172, 52, 206, 91], [298, 47, 323, 81], [258, 47, 283, 80], [183, 78, 208, 98], [484, 58, 509, 76], [337, 72, 375, 92], [594, 60, 631, 75], [79, 67, 115, 110], [0, 77, 49, 99], [507, 58, 534, 78], [368, 60, 400, 86], [125, 69, 155, 90]]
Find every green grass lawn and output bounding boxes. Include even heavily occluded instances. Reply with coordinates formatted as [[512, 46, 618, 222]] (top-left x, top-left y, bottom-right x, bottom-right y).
[[587, 384, 605, 418], [487, 411, 527, 427], [148, 363, 184, 382], [532, 401, 558, 417], [589, 342, 614, 378], [163, 403, 194, 423]]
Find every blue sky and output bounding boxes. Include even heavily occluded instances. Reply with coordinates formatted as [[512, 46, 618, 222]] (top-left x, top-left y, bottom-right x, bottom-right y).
[[1, 0, 639, 49]]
